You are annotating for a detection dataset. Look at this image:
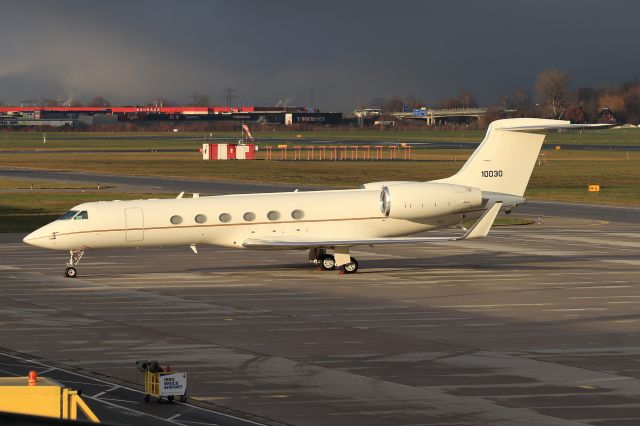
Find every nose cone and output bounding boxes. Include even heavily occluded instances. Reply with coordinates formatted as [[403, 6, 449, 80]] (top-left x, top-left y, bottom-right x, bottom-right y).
[[23, 225, 55, 248]]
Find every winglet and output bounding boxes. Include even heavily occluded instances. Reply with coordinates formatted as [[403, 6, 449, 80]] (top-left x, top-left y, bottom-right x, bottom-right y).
[[462, 202, 502, 240]]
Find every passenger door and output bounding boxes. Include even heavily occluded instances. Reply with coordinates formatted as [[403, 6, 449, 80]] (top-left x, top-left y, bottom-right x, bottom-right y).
[[125, 208, 144, 242]]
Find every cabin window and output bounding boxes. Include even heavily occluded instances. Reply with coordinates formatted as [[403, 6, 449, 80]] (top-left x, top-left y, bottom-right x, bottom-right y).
[[170, 215, 183, 225], [74, 211, 88, 220], [267, 210, 281, 221], [195, 214, 207, 224], [58, 210, 78, 220], [291, 209, 304, 220], [243, 212, 256, 222], [219, 213, 232, 223]]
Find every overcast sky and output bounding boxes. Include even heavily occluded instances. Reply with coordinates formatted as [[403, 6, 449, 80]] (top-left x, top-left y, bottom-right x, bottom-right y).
[[1, 0, 638, 111]]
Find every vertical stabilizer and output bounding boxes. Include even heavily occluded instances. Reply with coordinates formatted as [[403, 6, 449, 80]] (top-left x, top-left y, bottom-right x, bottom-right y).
[[438, 119, 553, 196]]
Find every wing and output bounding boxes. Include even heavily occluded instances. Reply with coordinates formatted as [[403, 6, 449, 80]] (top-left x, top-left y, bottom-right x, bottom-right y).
[[243, 202, 502, 249]]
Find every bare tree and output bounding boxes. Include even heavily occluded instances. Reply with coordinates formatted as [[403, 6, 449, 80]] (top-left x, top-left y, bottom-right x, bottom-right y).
[[535, 69, 570, 118], [600, 94, 627, 118], [623, 85, 640, 124], [88, 96, 111, 107], [512, 88, 531, 113], [189, 92, 210, 106], [457, 89, 477, 108], [383, 96, 404, 113], [42, 98, 61, 106]]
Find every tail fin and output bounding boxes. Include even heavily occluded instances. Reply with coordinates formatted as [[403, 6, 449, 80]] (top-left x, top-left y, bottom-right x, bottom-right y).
[[438, 118, 568, 196]]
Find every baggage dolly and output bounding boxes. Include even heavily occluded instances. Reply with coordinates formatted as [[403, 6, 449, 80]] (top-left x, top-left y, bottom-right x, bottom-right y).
[[137, 360, 187, 403]]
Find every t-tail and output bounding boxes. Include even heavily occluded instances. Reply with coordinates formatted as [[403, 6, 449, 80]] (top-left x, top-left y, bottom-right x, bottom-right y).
[[438, 118, 607, 205]]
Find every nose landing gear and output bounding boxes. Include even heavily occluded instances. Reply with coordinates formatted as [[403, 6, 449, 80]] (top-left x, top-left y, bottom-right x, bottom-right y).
[[65, 249, 85, 278]]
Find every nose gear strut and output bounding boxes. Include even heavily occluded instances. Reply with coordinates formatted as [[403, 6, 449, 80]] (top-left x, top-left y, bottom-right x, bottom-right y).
[[65, 249, 85, 278]]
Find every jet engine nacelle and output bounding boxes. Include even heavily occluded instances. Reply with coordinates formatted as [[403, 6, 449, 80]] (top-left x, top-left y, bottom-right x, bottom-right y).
[[380, 182, 482, 219]]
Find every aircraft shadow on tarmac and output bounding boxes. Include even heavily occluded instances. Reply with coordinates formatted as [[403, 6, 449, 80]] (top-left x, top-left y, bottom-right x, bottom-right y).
[[75, 254, 633, 278], [160, 251, 633, 275]]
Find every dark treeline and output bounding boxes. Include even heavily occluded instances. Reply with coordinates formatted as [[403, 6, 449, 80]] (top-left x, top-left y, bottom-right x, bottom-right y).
[[374, 69, 640, 126]]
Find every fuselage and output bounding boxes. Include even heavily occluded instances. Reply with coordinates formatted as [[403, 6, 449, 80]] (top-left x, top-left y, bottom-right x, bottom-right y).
[[23, 188, 475, 251]]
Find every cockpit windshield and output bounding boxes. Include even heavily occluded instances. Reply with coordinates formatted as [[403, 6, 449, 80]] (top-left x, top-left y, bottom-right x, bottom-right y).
[[58, 210, 79, 220], [75, 211, 88, 220], [58, 210, 89, 220]]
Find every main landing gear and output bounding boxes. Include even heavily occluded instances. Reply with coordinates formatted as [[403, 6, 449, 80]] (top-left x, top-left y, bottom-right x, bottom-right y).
[[65, 249, 85, 278], [309, 248, 359, 274]]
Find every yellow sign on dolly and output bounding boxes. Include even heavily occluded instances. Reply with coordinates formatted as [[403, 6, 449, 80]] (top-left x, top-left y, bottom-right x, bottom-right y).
[[589, 184, 600, 192]]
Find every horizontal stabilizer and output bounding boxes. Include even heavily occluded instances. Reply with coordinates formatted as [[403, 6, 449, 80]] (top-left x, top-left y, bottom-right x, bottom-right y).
[[243, 202, 503, 249], [463, 201, 502, 239]]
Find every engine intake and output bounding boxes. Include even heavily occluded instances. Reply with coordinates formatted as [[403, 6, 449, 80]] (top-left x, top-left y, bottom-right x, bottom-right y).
[[380, 182, 482, 219]]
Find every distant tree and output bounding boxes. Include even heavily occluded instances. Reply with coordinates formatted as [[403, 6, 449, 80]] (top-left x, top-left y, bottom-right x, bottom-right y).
[[88, 96, 111, 107], [382, 96, 404, 113], [574, 87, 600, 122], [69, 100, 84, 107], [369, 97, 385, 110], [439, 90, 478, 109], [440, 97, 459, 109], [512, 88, 531, 114], [599, 93, 626, 122], [404, 94, 418, 109], [146, 98, 178, 107], [561, 106, 589, 124], [43, 98, 61, 106], [535, 69, 570, 118], [623, 85, 640, 124], [481, 107, 504, 127], [189, 92, 210, 106], [457, 89, 477, 108], [498, 95, 511, 110]]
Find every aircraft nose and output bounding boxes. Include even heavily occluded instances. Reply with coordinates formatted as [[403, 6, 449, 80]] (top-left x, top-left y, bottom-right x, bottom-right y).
[[23, 226, 55, 248]]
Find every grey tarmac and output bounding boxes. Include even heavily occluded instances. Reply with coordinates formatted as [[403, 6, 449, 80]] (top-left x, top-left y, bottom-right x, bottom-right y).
[[1, 213, 640, 425]]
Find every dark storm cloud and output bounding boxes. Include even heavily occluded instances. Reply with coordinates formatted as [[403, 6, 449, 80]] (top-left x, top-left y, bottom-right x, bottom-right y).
[[1, 0, 638, 110]]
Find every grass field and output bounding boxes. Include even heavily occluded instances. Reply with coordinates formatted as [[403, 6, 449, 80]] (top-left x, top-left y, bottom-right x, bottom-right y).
[[1, 130, 638, 232], [0, 192, 160, 233], [1, 127, 640, 151], [1, 149, 638, 203]]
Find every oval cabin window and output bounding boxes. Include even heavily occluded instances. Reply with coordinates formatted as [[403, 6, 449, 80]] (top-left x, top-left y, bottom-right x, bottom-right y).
[[267, 210, 281, 221], [195, 214, 207, 224], [243, 212, 256, 222], [170, 215, 183, 225], [291, 209, 304, 220], [219, 213, 232, 223]]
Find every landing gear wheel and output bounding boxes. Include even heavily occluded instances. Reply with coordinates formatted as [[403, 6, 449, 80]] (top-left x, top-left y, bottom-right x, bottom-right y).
[[65, 250, 84, 278], [339, 257, 359, 274], [179, 395, 188, 403], [319, 254, 336, 271], [167, 395, 175, 402]]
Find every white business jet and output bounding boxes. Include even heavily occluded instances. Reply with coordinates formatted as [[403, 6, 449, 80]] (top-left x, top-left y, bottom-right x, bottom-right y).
[[23, 118, 590, 277]]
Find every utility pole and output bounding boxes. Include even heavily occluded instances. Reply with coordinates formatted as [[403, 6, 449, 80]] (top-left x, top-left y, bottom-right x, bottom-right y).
[[221, 86, 238, 108]]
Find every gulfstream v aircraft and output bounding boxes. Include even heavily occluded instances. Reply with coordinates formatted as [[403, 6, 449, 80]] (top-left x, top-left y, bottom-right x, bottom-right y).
[[23, 118, 594, 277]]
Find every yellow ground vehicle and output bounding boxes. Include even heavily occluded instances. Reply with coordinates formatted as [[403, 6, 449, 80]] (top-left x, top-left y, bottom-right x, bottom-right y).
[[0, 371, 100, 422]]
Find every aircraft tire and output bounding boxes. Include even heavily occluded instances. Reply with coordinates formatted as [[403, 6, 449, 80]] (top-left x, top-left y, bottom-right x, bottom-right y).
[[319, 254, 336, 271], [340, 258, 359, 274], [65, 267, 77, 278]]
